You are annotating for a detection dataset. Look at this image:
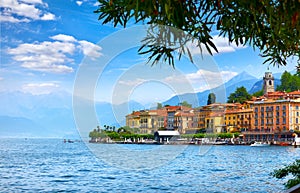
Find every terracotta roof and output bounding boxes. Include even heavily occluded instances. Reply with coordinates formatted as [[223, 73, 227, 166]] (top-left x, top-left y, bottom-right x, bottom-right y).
[[225, 108, 253, 114], [174, 111, 194, 117], [288, 90, 300, 95]]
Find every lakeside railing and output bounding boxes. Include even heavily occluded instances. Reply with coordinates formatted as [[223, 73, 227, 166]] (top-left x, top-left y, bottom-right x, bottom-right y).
[[283, 184, 300, 193]]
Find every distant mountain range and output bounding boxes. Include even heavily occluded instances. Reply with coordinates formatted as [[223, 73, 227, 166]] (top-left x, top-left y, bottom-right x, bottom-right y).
[[163, 71, 259, 106], [0, 71, 284, 138]]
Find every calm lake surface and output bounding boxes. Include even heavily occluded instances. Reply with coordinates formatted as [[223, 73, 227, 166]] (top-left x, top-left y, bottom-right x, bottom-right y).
[[1, 138, 300, 193]]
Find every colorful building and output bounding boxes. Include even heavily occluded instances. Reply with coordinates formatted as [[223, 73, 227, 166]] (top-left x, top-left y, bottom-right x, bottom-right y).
[[242, 98, 300, 142], [125, 72, 300, 142]]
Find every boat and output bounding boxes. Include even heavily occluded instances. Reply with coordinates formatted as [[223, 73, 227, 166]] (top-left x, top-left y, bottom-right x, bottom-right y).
[[250, 141, 270, 147], [294, 134, 300, 146]]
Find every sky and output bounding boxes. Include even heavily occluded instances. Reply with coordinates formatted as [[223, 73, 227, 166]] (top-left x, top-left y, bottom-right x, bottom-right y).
[[0, 0, 298, 106]]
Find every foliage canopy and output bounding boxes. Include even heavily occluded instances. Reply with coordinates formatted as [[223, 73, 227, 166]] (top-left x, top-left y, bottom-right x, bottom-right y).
[[207, 93, 216, 105], [227, 86, 251, 104], [95, 0, 300, 68], [272, 159, 300, 189], [276, 71, 300, 92]]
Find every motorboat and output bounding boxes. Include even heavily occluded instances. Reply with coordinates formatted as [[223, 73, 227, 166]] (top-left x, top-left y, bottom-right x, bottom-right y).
[[250, 141, 270, 147]]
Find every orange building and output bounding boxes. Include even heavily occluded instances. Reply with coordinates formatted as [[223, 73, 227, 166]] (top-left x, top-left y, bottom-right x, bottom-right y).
[[242, 98, 300, 142]]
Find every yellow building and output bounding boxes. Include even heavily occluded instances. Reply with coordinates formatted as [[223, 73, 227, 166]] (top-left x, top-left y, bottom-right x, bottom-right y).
[[126, 109, 167, 134], [205, 112, 225, 133], [126, 111, 141, 128], [225, 108, 253, 132]]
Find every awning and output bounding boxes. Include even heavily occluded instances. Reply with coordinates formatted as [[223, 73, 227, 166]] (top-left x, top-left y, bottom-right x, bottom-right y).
[[154, 130, 180, 137]]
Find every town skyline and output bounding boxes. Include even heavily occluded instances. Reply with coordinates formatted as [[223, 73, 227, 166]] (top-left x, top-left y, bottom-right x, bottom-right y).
[[1, 0, 299, 139]]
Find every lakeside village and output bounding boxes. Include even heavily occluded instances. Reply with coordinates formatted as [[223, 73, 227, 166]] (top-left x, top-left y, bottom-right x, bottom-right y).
[[89, 72, 300, 146]]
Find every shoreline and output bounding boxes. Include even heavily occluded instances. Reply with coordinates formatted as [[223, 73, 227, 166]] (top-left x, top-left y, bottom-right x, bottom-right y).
[[88, 140, 297, 147]]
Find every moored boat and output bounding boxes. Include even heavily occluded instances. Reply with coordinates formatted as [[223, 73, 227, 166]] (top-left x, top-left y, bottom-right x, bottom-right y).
[[250, 141, 270, 147]]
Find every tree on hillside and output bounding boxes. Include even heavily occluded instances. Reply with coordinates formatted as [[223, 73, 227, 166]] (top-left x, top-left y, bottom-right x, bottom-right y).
[[207, 93, 216, 105], [157, 103, 163, 109], [95, 1, 300, 68], [276, 71, 300, 92], [227, 86, 251, 104], [180, 101, 192, 108], [252, 89, 264, 97]]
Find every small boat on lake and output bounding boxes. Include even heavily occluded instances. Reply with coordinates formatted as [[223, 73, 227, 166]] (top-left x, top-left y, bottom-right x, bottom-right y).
[[250, 141, 270, 147], [293, 133, 300, 147]]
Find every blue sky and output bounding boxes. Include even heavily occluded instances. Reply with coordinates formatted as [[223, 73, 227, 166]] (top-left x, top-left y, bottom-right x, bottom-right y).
[[0, 0, 298, 105]]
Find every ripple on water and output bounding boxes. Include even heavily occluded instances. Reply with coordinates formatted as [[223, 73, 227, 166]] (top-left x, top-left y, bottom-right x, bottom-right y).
[[0, 139, 299, 192]]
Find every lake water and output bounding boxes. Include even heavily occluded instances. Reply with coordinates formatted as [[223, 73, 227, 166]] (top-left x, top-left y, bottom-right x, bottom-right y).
[[1, 138, 300, 193]]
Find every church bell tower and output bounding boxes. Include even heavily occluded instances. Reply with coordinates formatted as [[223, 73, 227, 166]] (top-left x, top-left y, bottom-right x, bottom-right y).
[[263, 72, 274, 95]]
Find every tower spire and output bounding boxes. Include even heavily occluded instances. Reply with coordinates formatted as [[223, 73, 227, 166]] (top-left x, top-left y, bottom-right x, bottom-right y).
[[263, 72, 274, 95]]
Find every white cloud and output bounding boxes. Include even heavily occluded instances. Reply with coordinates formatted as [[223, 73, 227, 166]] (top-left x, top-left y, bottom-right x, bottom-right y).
[[118, 78, 146, 86], [0, 0, 55, 23], [22, 82, 59, 95], [165, 69, 238, 92], [187, 35, 247, 56], [76, 1, 83, 6], [7, 34, 103, 73], [93, 1, 100, 6], [186, 69, 238, 84], [0, 77, 4, 81], [78, 40, 102, 59], [50, 34, 77, 42], [0, 15, 30, 22], [20, 0, 43, 4], [40, 13, 55, 20]]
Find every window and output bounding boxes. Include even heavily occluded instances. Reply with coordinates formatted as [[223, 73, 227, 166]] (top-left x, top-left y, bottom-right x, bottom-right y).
[[297, 112, 299, 117], [276, 106, 280, 111], [283, 105, 286, 111], [261, 107, 264, 111], [283, 118, 286, 124], [296, 118, 299, 124], [296, 106, 299, 110], [255, 107, 258, 113]]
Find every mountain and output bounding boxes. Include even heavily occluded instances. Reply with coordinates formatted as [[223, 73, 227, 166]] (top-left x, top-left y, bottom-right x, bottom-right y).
[[248, 79, 281, 94], [0, 91, 145, 138], [0, 116, 57, 138], [163, 71, 259, 106], [0, 91, 76, 138], [0, 71, 288, 138], [225, 71, 257, 87]]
